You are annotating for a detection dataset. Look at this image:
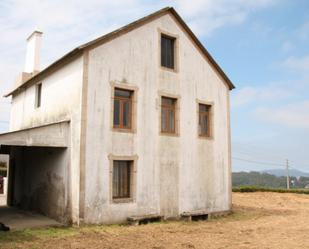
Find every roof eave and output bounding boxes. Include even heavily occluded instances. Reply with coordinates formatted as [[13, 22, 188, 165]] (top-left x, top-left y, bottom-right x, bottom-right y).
[[4, 48, 83, 97]]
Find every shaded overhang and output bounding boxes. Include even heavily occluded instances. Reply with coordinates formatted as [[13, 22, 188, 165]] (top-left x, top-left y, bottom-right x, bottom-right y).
[[0, 121, 70, 150]]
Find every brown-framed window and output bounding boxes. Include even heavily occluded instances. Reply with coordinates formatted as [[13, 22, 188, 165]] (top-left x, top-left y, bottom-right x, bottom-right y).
[[112, 160, 132, 199], [199, 104, 211, 137], [35, 83, 42, 108], [161, 34, 175, 69], [161, 97, 176, 133], [113, 88, 132, 129]]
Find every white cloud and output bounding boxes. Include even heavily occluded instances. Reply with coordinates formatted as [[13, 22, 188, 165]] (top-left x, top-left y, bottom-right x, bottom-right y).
[[297, 21, 309, 41], [173, 0, 277, 36], [282, 55, 309, 74], [254, 101, 309, 128], [281, 41, 293, 53], [232, 85, 292, 108]]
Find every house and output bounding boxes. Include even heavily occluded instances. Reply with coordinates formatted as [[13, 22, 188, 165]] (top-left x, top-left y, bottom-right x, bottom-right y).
[[0, 7, 234, 225]]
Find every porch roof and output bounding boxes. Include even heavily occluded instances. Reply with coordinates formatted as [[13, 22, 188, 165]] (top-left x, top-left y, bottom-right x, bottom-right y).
[[0, 120, 70, 149]]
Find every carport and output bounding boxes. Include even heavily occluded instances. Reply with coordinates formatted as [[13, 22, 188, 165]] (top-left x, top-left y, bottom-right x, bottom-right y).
[[0, 121, 71, 226]]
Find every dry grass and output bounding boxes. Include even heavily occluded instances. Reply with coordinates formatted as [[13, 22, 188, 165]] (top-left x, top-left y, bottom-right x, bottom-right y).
[[1, 192, 309, 249]]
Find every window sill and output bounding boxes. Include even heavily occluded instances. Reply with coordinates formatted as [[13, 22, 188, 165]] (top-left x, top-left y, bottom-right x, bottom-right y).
[[159, 132, 179, 137], [160, 65, 178, 73], [112, 127, 136, 134], [198, 135, 214, 140], [112, 198, 134, 204]]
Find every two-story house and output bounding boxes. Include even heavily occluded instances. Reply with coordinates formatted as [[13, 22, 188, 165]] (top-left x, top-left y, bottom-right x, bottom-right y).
[[0, 7, 235, 225]]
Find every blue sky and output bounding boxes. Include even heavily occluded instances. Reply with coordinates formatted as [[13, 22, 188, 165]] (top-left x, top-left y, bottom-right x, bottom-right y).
[[0, 0, 308, 173]]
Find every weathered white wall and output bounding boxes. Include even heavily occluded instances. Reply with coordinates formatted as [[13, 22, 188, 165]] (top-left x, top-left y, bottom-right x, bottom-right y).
[[83, 13, 231, 223], [10, 56, 83, 131], [8, 56, 85, 224], [11, 147, 71, 223]]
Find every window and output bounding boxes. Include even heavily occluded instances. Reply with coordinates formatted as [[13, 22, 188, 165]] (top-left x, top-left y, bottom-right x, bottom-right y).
[[161, 34, 175, 69], [161, 97, 176, 133], [113, 88, 132, 129], [35, 83, 42, 108], [198, 104, 211, 137], [113, 160, 132, 199]]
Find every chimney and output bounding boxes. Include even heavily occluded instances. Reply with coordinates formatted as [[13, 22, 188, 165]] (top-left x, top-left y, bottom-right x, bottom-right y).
[[24, 30, 43, 74], [14, 30, 43, 87]]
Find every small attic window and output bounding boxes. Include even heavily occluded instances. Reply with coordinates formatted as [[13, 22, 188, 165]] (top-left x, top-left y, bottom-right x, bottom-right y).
[[35, 83, 42, 108], [161, 34, 175, 69]]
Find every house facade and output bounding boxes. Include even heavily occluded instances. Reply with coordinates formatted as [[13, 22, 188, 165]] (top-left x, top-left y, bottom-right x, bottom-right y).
[[0, 7, 234, 225]]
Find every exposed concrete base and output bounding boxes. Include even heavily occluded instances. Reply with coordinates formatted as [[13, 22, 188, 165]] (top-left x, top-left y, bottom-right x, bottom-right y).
[[0, 206, 63, 230], [181, 210, 231, 222]]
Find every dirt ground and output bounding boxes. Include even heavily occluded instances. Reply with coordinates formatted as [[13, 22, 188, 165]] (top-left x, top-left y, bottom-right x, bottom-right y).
[[1, 192, 309, 249]]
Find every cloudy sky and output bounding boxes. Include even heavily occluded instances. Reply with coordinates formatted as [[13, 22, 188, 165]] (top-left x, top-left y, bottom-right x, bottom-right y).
[[0, 0, 308, 173]]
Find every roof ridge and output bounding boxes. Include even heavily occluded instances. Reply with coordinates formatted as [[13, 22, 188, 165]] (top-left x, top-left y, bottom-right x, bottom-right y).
[[5, 6, 234, 97]]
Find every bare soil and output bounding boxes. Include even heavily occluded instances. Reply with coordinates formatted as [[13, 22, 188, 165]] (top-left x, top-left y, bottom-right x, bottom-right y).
[[1, 192, 309, 249]]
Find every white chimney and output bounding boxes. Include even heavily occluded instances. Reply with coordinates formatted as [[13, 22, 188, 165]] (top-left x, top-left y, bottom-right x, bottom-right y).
[[24, 30, 43, 74]]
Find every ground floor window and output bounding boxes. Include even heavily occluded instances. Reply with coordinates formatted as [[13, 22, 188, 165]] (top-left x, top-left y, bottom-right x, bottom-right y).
[[112, 160, 132, 199]]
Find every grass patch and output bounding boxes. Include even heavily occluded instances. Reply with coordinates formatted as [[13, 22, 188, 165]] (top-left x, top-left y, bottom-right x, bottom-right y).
[[233, 186, 309, 194], [0, 227, 78, 243]]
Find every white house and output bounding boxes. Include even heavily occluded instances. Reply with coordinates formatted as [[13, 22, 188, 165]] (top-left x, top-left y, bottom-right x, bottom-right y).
[[0, 7, 234, 225]]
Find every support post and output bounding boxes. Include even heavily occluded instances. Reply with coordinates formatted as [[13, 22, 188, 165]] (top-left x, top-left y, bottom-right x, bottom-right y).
[[286, 159, 290, 190]]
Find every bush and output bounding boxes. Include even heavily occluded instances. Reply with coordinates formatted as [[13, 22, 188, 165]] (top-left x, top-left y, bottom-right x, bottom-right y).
[[233, 186, 309, 194]]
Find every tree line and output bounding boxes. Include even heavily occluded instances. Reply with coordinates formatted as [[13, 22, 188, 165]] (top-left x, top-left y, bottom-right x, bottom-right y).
[[233, 171, 309, 189]]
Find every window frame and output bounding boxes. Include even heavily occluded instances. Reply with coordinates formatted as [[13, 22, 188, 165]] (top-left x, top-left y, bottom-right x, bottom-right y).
[[112, 160, 132, 200], [159, 92, 180, 136], [158, 29, 179, 73], [161, 34, 175, 69], [161, 97, 176, 134], [35, 82, 42, 108], [196, 100, 214, 139], [108, 154, 138, 204], [110, 82, 138, 133], [113, 88, 133, 130]]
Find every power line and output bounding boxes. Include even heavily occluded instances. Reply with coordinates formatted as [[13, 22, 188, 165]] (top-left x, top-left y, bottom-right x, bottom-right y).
[[232, 157, 285, 167]]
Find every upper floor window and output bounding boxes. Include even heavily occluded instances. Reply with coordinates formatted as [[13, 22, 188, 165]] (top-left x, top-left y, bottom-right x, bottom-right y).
[[113, 88, 132, 129], [161, 97, 176, 133], [198, 104, 211, 137], [35, 83, 42, 108], [161, 34, 175, 69]]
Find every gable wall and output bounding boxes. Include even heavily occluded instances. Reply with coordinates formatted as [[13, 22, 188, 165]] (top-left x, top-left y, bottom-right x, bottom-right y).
[[83, 13, 231, 223]]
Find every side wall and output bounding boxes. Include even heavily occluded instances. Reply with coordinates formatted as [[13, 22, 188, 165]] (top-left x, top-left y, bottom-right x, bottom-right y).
[[9, 56, 85, 224], [83, 13, 231, 223], [10, 56, 84, 131]]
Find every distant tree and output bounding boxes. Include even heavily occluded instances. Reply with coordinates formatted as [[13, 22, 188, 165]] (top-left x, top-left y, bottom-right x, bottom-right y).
[[232, 171, 306, 189]]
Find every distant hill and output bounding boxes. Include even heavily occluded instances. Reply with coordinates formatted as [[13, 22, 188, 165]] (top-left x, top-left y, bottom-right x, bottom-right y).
[[232, 171, 309, 188], [262, 169, 309, 178]]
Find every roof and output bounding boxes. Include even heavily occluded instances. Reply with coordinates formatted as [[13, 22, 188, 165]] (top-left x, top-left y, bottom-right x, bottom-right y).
[[5, 7, 235, 97]]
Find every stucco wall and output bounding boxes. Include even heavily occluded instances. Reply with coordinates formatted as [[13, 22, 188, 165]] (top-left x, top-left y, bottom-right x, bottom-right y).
[[83, 13, 231, 223], [8, 56, 84, 224], [10, 147, 71, 223], [10, 56, 84, 131]]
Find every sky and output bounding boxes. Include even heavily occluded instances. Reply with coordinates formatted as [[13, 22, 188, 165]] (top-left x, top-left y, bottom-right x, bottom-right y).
[[0, 0, 308, 173]]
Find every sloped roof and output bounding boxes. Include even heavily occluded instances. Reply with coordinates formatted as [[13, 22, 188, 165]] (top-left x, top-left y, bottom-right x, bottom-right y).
[[5, 7, 235, 97]]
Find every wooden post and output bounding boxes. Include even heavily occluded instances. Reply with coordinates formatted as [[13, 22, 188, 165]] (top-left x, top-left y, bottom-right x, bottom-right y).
[[286, 159, 290, 190]]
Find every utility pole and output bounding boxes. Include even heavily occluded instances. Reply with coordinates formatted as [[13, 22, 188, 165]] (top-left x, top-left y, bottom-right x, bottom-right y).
[[286, 159, 290, 190]]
